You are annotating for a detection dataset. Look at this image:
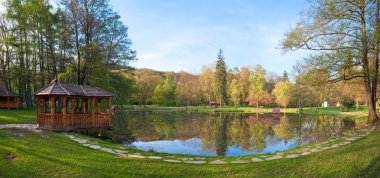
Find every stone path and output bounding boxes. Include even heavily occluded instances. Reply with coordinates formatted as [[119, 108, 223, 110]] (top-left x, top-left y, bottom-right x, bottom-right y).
[[0, 124, 38, 129], [0, 123, 375, 165], [63, 125, 376, 165], [0, 124, 43, 133]]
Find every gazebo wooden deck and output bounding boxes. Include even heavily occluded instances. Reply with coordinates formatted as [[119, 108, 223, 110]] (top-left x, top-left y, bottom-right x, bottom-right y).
[[34, 80, 112, 131], [0, 80, 22, 109]]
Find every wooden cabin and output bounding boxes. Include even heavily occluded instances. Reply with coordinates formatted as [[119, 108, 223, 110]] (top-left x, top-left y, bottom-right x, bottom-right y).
[[34, 81, 112, 131], [208, 101, 219, 108], [0, 80, 22, 109]]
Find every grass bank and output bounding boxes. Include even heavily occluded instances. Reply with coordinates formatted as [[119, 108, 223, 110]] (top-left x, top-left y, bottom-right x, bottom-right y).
[[0, 125, 379, 177], [301, 106, 370, 121], [128, 105, 299, 113], [0, 109, 35, 125]]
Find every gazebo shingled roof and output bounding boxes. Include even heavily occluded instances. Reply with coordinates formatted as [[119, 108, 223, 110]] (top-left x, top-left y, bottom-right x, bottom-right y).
[[0, 80, 21, 97], [34, 81, 112, 97]]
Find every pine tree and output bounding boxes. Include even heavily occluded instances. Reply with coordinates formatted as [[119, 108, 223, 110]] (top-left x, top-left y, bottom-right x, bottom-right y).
[[283, 70, 289, 81], [215, 49, 228, 106]]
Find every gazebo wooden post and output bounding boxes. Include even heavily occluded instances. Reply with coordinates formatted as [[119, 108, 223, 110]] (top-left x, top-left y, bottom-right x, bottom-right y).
[[71, 97, 75, 129], [107, 97, 111, 126], [83, 98, 87, 127], [62, 96, 67, 130], [83, 98, 87, 113], [6, 96, 9, 110], [36, 97, 40, 124], [50, 96, 56, 129], [97, 98, 101, 113], [43, 98, 47, 113], [92, 97, 95, 127], [107, 97, 110, 114]]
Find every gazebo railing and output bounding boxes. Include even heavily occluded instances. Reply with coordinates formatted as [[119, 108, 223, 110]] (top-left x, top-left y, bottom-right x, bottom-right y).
[[37, 113, 110, 130], [0, 101, 22, 109]]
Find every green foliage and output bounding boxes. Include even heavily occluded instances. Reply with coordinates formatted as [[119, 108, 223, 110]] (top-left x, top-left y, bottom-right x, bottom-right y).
[[342, 96, 355, 109], [109, 71, 136, 106], [152, 84, 164, 105], [152, 75, 176, 106], [162, 75, 176, 106], [283, 70, 288, 81], [272, 80, 292, 108], [229, 79, 241, 107], [247, 65, 266, 107]]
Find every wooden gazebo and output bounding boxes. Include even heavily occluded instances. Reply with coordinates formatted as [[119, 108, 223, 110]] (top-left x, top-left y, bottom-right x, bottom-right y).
[[0, 80, 22, 109], [34, 81, 112, 131]]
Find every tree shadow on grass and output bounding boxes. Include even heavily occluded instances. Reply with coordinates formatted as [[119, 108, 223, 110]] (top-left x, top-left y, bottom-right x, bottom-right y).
[[354, 155, 380, 177]]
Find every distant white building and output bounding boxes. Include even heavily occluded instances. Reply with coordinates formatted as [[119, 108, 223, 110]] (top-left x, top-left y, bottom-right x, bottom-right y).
[[322, 101, 329, 108]]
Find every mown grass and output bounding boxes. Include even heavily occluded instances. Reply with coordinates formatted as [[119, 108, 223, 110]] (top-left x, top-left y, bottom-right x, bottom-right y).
[[1, 107, 379, 177], [301, 106, 370, 121], [130, 105, 299, 113], [0, 109, 35, 125]]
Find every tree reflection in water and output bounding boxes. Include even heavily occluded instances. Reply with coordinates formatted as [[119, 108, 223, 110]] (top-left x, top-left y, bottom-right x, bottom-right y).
[[112, 111, 356, 156]]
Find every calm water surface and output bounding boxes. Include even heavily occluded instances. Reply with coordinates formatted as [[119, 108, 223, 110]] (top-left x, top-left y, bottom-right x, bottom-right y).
[[109, 111, 356, 157]]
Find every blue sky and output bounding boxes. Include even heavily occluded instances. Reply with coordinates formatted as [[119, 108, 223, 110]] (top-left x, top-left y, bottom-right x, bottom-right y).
[[109, 0, 311, 74]]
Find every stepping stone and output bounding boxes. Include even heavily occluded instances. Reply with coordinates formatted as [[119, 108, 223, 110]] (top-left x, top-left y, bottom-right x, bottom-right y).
[[114, 149, 127, 154], [100, 148, 115, 153], [251, 158, 263, 162], [184, 160, 206, 164], [118, 147, 126, 150], [231, 160, 250, 164], [83, 144, 91, 147], [301, 152, 310, 156], [116, 153, 127, 157], [89, 145, 101, 149], [128, 154, 145, 159], [194, 157, 205, 160], [209, 160, 227, 164], [340, 141, 350, 145], [180, 158, 194, 161], [345, 138, 356, 141], [165, 156, 176, 159], [275, 152, 284, 156], [260, 155, 269, 158], [265, 155, 282, 160], [148, 156, 162, 159], [331, 144, 339, 148], [286, 154, 300, 158], [309, 149, 320, 152], [320, 147, 330, 150], [163, 159, 181, 163]]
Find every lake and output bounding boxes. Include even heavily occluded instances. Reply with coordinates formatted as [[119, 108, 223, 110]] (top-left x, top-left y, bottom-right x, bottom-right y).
[[108, 111, 356, 157]]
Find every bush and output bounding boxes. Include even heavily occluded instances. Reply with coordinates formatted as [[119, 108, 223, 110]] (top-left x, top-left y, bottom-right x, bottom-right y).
[[342, 96, 354, 111]]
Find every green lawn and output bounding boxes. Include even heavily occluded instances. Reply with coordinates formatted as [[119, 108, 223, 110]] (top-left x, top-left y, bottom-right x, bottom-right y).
[[0, 107, 379, 177], [0, 125, 379, 177], [0, 109, 36, 125], [130, 105, 300, 113]]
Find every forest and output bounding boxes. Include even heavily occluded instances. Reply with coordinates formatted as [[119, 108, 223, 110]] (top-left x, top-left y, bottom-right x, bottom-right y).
[[0, 0, 136, 107]]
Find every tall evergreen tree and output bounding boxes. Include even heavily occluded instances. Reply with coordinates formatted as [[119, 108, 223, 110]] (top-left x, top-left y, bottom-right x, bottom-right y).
[[215, 49, 228, 106], [283, 70, 289, 81]]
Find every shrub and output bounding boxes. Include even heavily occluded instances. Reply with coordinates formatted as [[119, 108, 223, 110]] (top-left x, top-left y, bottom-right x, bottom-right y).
[[342, 96, 354, 111]]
